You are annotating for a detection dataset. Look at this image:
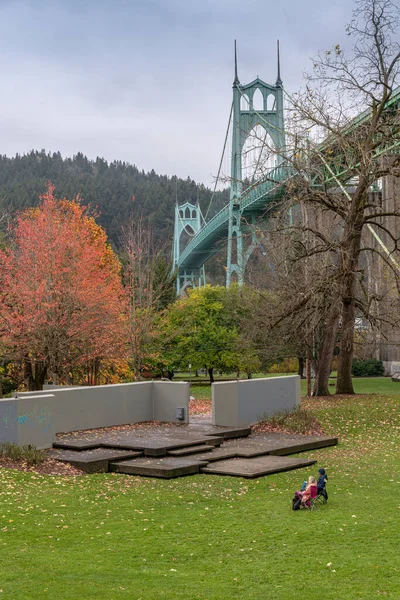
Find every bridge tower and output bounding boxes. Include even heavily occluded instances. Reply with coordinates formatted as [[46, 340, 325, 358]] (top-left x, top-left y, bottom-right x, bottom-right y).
[[173, 201, 206, 295], [227, 41, 286, 286]]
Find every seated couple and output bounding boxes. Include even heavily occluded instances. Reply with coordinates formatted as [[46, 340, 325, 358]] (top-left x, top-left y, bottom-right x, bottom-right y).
[[292, 468, 328, 510]]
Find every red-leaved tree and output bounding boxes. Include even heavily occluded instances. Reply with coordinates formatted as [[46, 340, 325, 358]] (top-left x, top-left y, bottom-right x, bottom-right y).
[[0, 185, 125, 390]]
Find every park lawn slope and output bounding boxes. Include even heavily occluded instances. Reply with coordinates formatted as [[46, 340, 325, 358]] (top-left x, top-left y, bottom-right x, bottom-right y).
[[0, 393, 399, 599]]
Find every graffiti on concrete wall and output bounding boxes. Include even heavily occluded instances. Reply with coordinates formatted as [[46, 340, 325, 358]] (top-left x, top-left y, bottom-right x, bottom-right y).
[[2, 407, 12, 429], [17, 406, 52, 432]]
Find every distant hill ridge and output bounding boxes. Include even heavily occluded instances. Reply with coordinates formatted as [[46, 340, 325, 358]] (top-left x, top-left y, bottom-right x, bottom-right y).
[[0, 150, 229, 249]]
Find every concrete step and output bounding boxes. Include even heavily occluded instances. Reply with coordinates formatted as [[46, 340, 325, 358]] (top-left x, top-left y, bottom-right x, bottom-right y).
[[48, 448, 143, 473], [109, 456, 208, 479], [192, 446, 239, 462], [187, 424, 251, 440], [200, 455, 317, 479], [222, 434, 338, 458], [54, 434, 223, 456], [206, 427, 251, 440], [203, 437, 223, 447], [53, 439, 104, 451], [168, 444, 213, 457]]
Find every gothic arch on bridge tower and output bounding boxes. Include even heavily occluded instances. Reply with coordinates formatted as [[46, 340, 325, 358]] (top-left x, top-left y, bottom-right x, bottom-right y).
[[242, 124, 277, 181], [179, 225, 195, 255], [266, 94, 275, 111], [240, 93, 250, 111], [237, 78, 285, 161], [173, 201, 203, 261], [173, 201, 206, 295], [252, 88, 264, 111]]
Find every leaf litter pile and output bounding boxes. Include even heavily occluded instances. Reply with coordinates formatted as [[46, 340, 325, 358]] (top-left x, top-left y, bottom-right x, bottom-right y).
[[0, 457, 85, 477]]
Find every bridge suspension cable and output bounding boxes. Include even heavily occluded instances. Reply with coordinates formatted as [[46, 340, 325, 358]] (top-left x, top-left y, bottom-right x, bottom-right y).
[[204, 100, 234, 222]]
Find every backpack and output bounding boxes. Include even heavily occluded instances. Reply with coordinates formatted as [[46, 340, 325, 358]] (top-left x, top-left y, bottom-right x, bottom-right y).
[[292, 495, 301, 511]]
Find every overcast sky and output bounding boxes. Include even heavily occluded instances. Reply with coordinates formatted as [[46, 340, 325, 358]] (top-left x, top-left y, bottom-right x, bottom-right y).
[[0, 0, 355, 185]]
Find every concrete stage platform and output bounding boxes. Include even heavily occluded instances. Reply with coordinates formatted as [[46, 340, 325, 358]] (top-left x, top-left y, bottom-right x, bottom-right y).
[[50, 421, 337, 479]]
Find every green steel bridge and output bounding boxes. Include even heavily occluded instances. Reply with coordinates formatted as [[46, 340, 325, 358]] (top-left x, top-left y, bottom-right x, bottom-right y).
[[173, 44, 400, 295]]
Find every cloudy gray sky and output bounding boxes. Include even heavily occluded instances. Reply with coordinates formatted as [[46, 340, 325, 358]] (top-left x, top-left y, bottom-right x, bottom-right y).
[[0, 0, 354, 185]]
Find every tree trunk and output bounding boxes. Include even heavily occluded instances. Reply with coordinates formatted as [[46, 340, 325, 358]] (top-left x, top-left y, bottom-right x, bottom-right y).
[[336, 226, 362, 394], [298, 356, 305, 379], [336, 295, 356, 394], [94, 358, 101, 386], [208, 367, 214, 383], [314, 305, 341, 396], [24, 359, 47, 391]]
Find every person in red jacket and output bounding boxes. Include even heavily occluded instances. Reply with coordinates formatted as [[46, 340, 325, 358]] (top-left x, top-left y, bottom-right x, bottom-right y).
[[292, 475, 318, 510], [300, 476, 318, 506]]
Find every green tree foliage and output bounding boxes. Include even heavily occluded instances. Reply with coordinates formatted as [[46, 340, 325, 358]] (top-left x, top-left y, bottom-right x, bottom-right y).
[[159, 286, 261, 381], [0, 151, 229, 249]]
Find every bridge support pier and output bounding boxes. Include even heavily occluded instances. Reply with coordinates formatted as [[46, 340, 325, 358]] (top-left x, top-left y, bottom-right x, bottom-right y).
[[226, 203, 244, 285], [173, 202, 206, 295], [227, 211, 260, 286], [177, 266, 206, 296]]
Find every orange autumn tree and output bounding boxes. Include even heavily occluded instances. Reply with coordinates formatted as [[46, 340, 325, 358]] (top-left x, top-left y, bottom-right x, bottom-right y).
[[0, 185, 125, 390]]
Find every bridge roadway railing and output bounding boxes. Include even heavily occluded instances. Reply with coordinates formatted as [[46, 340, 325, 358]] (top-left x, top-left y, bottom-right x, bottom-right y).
[[178, 203, 230, 268], [178, 164, 292, 269], [240, 165, 292, 213]]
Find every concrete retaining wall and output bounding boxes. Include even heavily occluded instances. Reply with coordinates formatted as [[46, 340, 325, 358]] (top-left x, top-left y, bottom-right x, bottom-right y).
[[153, 381, 189, 422], [212, 375, 301, 427], [0, 381, 188, 449], [383, 361, 400, 376]]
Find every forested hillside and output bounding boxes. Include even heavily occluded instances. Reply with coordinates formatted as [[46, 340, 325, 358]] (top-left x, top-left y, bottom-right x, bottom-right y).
[[0, 151, 229, 249]]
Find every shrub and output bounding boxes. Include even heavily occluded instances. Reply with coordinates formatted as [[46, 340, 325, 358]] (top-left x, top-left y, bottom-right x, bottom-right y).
[[268, 357, 298, 374], [256, 406, 322, 435], [20, 445, 45, 465], [351, 358, 385, 377], [0, 442, 44, 465]]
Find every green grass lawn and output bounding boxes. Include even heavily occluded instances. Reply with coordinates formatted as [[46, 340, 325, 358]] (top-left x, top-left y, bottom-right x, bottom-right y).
[[1, 391, 399, 599], [190, 376, 400, 402]]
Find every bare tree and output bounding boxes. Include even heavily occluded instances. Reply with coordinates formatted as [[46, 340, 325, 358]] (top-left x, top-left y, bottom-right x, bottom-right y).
[[122, 215, 176, 379], [247, 212, 343, 395], [247, 0, 400, 395]]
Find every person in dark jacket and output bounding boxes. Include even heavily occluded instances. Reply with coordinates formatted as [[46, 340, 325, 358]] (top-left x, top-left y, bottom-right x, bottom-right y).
[[317, 468, 328, 500]]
